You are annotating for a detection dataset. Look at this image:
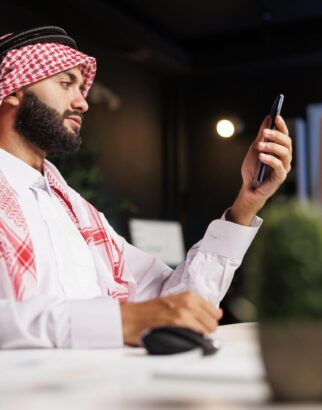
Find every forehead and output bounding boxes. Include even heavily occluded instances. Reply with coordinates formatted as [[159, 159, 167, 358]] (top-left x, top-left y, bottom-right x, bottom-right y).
[[53, 65, 84, 81]]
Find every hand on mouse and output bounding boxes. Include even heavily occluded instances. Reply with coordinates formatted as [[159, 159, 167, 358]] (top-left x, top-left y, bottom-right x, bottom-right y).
[[120, 291, 223, 346]]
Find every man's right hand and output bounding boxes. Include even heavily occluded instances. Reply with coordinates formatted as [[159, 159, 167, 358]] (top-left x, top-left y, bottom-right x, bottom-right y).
[[120, 291, 223, 346]]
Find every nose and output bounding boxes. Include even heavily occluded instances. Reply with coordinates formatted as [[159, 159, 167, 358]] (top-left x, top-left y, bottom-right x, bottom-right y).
[[71, 90, 89, 113]]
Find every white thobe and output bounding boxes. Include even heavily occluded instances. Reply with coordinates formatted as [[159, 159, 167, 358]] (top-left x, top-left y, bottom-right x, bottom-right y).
[[0, 149, 261, 349]]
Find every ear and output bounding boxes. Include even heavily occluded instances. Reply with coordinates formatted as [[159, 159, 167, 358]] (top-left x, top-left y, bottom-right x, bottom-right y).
[[2, 92, 20, 107]]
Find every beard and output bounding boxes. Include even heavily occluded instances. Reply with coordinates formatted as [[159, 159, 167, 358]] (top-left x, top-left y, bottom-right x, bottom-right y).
[[14, 91, 84, 157]]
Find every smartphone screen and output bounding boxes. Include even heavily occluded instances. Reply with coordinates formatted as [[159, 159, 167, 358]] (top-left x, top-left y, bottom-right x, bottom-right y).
[[254, 94, 284, 187]]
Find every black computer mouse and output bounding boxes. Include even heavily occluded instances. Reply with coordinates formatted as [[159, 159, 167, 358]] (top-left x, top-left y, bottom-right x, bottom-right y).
[[141, 326, 220, 356]]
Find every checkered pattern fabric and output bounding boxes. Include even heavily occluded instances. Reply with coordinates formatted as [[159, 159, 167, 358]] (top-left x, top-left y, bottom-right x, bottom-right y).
[[0, 41, 96, 105], [0, 161, 130, 302]]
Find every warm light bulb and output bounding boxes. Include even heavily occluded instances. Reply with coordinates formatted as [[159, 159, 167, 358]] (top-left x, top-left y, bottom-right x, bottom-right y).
[[216, 119, 235, 138]]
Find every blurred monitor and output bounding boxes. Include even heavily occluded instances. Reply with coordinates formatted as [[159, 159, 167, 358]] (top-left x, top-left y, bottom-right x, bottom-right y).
[[129, 218, 185, 267]]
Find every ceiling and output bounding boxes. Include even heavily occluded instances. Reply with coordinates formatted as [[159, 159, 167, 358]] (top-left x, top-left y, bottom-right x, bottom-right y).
[[106, 0, 322, 42], [105, 0, 322, 72], [7, 0, 322, 73]]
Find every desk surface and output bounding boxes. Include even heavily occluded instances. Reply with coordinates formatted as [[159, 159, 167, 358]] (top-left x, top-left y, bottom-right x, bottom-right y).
[[0, 323, 319, 410]]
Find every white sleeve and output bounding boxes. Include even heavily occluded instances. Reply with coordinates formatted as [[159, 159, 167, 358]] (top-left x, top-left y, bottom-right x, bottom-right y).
[[0, 295, 123, 349], [102, 213, 262, 306], [161, 216, 262, 306]]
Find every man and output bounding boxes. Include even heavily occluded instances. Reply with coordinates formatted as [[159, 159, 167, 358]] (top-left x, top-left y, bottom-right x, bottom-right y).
[[0, 27, 292, 348]]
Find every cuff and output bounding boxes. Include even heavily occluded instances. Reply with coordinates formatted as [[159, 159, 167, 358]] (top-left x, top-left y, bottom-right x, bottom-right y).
[[70, 297, 123, 348], [221, 208, 262, 227], [200, 212, 262, 260]]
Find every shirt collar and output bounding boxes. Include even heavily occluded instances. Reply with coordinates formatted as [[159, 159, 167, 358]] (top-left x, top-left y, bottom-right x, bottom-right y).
[[0, 148, 52, 196]]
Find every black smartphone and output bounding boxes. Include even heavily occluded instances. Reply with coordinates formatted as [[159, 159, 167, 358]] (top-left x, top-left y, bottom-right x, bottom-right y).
[[254, 94, 284, 187]]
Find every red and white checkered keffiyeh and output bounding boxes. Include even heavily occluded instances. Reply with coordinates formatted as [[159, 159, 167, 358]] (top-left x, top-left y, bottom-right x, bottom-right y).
[[0, 161, 131, 302], [0, 39, 96, 105]]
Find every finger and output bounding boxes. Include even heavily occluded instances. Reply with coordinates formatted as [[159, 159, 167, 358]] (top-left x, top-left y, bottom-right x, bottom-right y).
[[178, 291, 221, 320], [263, 128, 292, 147], [275, 115, 289, 136], [255, 115, 271, 142], [259, 153, 287, 181], [178, 299, 220, 333], [173, 306, 216, 334], [262, 129, 292, 154], [179, 293, 223, 333], [195, 306, 223, 333], [195, 312, 219, 333], [257, 141, 292, 171], [186, 312, 220, 334], [200, 305, 223, 324], [198, 297, 223, 320]]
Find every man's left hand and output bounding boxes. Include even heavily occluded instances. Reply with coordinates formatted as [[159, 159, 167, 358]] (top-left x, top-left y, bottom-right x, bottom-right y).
[[229, 115, 292, 226]]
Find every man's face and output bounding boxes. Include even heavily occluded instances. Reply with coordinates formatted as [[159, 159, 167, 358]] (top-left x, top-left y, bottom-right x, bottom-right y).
[[14, 66, 89, 156]]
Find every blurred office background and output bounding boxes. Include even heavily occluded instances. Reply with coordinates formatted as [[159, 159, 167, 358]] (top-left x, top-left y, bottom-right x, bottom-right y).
[[3, 0, 322, 323]]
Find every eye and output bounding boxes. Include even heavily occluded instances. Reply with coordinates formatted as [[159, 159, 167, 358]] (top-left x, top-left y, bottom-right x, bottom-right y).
[[60, 81, 72, 89]]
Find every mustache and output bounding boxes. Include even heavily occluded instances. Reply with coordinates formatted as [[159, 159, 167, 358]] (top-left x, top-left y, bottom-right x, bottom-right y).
[[63, 110, 84, 122]]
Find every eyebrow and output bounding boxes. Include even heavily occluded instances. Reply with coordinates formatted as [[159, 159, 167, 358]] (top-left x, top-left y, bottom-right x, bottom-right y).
[[60, 71, 85, 91]]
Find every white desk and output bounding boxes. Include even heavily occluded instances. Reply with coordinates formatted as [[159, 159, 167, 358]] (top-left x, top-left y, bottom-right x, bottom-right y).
[[0, 323, 319, 410]]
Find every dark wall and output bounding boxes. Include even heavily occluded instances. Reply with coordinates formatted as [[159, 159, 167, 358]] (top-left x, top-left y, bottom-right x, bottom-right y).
[[86, 50, 163, 221]]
